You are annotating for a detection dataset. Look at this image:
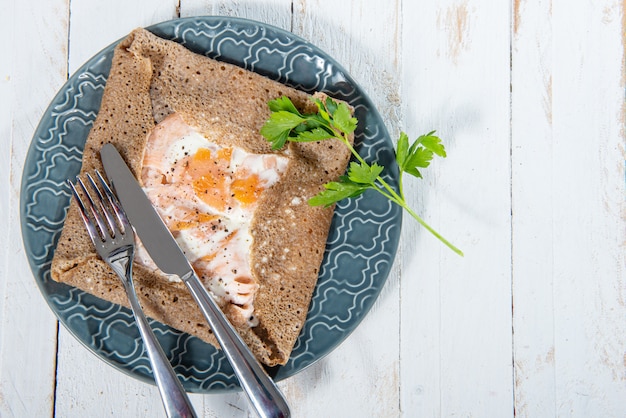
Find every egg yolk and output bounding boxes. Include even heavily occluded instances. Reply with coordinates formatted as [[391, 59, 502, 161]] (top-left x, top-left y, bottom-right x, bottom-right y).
[[136, 113, 289, 325]]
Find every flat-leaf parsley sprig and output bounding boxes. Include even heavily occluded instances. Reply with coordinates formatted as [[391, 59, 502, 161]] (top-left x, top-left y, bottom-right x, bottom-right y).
[[260, 96, 463, 256]]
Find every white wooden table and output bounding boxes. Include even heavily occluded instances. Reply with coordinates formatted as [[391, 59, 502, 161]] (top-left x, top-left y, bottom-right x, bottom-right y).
[[2, 1, 625, 417]]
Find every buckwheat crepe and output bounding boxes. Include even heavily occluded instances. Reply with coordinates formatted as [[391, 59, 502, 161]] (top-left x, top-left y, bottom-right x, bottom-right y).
[[50, 28, 352, 366]]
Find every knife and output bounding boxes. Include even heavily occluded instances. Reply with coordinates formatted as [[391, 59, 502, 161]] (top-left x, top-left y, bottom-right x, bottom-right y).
[[100, 143, 290, 418]]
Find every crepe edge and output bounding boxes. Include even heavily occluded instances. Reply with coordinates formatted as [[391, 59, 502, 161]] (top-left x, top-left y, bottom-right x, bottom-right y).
[[49, 27, 354, 367]]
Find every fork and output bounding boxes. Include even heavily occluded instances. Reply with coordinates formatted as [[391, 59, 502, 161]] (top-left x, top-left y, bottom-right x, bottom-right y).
[[68, 171, 197, 418]]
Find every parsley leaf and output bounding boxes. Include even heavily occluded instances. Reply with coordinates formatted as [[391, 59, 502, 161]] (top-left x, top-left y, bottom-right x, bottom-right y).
[[418, 131, 447, 157], [396, 131, 447, 179], [332, 103, 358, 134], [403, 146, 433, 179], [324, 97, 339, 115], [347, 161, 384, 185], [296, 127, 336, 142], [307, 178, 369, 208], [260, 111, 305, 149], [268, 96, 302, 114], [395, 132, 410, 169]]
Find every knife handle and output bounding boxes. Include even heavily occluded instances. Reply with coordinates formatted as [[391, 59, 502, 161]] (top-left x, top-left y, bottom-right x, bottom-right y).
[[183, 273, 290, 418]]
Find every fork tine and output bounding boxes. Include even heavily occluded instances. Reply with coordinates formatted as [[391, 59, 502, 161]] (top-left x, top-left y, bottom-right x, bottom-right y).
[[94, 170, 130, 233], [67, 179, 102, 243], [85, 172, 119, 237], [76, 175, 109, 240]]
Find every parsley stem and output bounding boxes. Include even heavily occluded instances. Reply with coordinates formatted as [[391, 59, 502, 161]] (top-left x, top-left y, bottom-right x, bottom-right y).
[[399, 201, 464, 256], [338, 129, 462, 255], [374, 181, 462, 255], [370, 184, 397, 202], [398, 172, 406, 202], [380, 185, 463, 255], [377, 175, 403, 202], [337, 132, 368, 167]]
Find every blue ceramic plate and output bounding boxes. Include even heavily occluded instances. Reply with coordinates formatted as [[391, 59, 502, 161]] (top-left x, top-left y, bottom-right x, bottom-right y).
[[20, 16, 401, 393]]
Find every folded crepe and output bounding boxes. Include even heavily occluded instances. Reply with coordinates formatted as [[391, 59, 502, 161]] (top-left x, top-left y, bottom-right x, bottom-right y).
[[50, 28, 352, 366]]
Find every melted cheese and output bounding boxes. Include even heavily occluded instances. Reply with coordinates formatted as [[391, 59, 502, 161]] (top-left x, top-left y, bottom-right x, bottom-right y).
[[137, 113, 288, 326]]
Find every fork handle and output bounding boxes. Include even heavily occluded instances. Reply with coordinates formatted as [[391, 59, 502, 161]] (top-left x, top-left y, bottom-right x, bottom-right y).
[[183, 272, 290, 418], [123, 280, 197, 418]]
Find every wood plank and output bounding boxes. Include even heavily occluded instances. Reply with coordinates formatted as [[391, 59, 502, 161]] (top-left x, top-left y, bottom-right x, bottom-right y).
[[0, 0, 68, 416], [52, 2, 187, 417], [181, 0, 292, 30], [400, 0, 514, 416], [57, 3, 295, 417], [510, 0, 557, 415], [550, 0, 626, 403], [5, 1, 626, 416], [175, 4, 305, 416], [513, 0, 626, 416], [0, 0, 14, 357], [56, 3, 295, 417], [179, 1, 403, 416], [67, 0, 179, 74], [289, 1, 402, 417]]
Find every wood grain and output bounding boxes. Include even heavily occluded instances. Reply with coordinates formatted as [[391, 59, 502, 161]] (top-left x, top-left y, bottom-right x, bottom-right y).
[[289, 2, 402, 417], [2, 0, 626, 416], [400, 0, 514, 416], [52, 2, 187, 417], [182, 0, 292, 30], [511, 0, 557, 415], [0, 0, 68, 416], [512, 1, 626, 417]]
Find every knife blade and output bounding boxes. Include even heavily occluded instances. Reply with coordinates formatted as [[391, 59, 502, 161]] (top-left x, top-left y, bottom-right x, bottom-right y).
[[100, 143, 290, 418]]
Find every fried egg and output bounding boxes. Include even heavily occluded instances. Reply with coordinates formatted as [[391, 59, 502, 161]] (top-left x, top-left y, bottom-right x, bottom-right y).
[[137, 113, 289, 325]]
